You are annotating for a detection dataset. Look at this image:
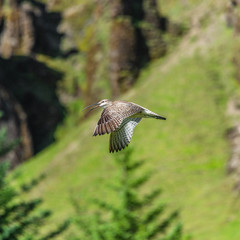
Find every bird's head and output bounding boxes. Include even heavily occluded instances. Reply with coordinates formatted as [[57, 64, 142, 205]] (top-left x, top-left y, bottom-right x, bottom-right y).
[[97, 99, 110, 108], [82, 99, 111, 113]]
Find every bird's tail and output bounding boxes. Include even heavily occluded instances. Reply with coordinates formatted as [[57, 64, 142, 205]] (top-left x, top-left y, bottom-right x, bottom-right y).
[[143, 109, 166, 120], [150, 111, 166, 120], [155, 115, 166, 120]]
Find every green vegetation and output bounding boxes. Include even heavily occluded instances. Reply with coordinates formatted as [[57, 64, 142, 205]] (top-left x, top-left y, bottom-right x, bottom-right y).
[[10, 1, 240, 240], [14, 38, 240, 240], [75, 149, 183, 240], [0, 162, 69, 240], [0, 126, 69, 239]]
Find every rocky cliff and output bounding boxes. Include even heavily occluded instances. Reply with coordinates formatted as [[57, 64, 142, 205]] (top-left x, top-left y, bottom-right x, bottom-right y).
[[0, 0, 64, 167], [0, 0, 182, 167]]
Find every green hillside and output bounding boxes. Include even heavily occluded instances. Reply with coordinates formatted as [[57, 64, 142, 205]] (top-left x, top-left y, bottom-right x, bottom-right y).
[[12, 1, 240, 239]]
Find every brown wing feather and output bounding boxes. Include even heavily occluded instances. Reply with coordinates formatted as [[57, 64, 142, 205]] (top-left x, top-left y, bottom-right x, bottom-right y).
[[93, 101, 144, 136], [105, 122, 111, 134]]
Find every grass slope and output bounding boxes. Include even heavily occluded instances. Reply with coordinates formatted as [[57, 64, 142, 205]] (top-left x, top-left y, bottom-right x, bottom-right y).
[[13, 3, 240, 240]]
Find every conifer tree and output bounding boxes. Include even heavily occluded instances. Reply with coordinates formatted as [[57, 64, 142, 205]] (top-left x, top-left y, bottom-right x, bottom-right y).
[[0, 111, 69, 240], [76, 149, 183, 240]]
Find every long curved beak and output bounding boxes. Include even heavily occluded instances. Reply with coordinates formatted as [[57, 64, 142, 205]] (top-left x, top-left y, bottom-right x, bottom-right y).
[[82, 102, 100, 113]]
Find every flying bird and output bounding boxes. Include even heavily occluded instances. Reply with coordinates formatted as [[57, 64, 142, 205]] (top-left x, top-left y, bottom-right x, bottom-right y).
[[83, 99, 166, 153]]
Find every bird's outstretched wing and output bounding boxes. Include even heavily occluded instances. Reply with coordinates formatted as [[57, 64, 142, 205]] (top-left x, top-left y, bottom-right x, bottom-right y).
[[109, 117, 141, 153], [93, 101, 143, 136], [93, 111, 121, 136]]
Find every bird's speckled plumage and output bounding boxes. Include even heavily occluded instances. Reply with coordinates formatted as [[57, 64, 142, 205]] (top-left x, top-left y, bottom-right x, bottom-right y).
[[93, 101, 143, 136], [84, 99, 166, 153], [109, 117, 141, 153]]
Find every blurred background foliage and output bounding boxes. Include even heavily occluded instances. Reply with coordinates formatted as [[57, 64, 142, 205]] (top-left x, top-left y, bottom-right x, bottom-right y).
[[1, 0, 240, 239], [73, 149, 184, 240]]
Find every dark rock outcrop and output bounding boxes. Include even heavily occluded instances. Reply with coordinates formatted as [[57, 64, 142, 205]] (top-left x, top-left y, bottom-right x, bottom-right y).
[[141, 0, 166, 59], [109, 18, 137, 97], [108, 0, 166, 97], [0, 0, 65, 167], [0, 56, 65, 154], [0, 0, 62, 58], [0, 84, 33, 168], [85, 42, 101, 109]]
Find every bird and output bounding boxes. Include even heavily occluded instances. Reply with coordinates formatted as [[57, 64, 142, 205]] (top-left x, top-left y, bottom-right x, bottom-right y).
[[83, 99, 166, 153]]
